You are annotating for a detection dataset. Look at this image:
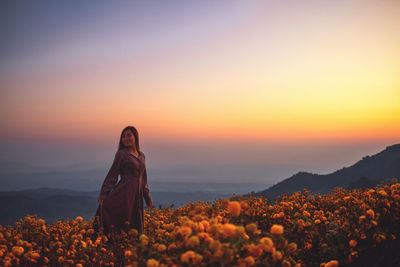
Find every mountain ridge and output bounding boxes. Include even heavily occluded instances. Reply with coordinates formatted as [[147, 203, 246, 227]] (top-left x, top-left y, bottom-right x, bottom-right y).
[[250, 143, 400, 200]]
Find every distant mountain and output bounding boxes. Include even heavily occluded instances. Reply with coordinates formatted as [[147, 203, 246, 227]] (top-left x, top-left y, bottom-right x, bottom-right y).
[[0, 188, 230, 226], [251, 144, 400, 200]]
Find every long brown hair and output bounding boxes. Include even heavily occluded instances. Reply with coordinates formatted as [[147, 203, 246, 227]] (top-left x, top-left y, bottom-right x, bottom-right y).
[[117, 126, 141, 152]]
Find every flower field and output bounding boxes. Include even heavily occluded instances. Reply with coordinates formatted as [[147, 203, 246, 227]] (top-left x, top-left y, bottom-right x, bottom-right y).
[[1, 179, 399, 267]]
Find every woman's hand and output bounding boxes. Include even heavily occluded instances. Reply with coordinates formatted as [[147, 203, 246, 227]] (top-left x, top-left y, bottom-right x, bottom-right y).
[[97, 197, 104, 205]]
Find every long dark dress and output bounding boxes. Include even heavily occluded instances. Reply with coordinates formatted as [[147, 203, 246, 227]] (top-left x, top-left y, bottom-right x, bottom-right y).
[[94, 147, 152, 237]]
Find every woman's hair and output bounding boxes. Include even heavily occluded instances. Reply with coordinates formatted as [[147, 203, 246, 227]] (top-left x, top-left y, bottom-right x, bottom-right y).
[[118, 126, 141, 152]]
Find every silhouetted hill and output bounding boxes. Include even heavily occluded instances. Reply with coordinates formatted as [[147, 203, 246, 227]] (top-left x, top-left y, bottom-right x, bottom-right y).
[[0, 193, 98, 226], [251, 144, 400, 200], [347, 176, 382, 190]]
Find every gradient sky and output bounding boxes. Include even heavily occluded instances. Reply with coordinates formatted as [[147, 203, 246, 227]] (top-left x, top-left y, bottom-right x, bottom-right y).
[[0, 0, 399, 186]]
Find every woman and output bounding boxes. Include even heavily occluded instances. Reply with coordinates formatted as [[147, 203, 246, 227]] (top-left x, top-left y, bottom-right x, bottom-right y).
[[94, 126, 153, 239]]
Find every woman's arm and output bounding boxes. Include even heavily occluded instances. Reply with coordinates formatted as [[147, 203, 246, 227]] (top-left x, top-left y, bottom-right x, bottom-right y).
[[143, 167, 153, 207], [99, 151, 122, 200]]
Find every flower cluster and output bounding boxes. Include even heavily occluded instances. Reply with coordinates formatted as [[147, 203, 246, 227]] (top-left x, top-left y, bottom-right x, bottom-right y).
[[0, 179, 399, 266]]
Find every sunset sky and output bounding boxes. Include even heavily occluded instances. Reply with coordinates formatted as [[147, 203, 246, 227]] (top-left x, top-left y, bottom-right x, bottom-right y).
[[0, 0, 399, 187]]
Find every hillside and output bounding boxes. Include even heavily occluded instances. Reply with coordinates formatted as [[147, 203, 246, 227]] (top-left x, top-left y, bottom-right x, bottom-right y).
[[252, 144, 400, 200]]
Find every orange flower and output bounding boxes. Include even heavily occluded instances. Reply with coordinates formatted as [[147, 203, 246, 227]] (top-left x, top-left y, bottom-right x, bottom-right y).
[[378, 190, 388, 197], [259, 237, 274, 246], [360, 234, 367, 240], [270, 224, 284, 235], [12, 246, 24, 256], [248, 244, 263, 257], [168, 243, 177, 253], [200, 220, 210, 230], [209, 240, 221, 251], [177, 226, 192, 238], [160, 244, 168, 253], [303, 211, 311, 217], [180, 250, 196, 263], [272, 251, 282, 262], [75, 216, 83, 223], [185, 236, 200, 247], [228, 201, 241, 216], [287, 242, 297, 253], [366, 209, 375, 218], [140, 234, 149, 245], [244, 256, 255, 266], [30, 252, 40, 259], [221, 223, 236, 237], [146, 259, 159, 267], [349, 239, 357, 247], [282, 260, 292, 267], [245, 223, 258, 235], [324, 260, 339, 267]]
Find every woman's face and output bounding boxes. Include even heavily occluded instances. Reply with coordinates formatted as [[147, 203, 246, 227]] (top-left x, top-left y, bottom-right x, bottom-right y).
[[122, 130, 136, 148]]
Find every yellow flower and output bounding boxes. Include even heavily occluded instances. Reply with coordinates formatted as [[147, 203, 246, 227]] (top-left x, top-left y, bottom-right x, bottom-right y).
[[146, 259, 159, 267], [75, 216, 83, 223], [228, 201, 241, 216], [270, 224, 284, 235]]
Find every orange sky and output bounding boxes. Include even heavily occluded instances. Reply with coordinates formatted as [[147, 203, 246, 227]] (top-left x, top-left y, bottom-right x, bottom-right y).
[[1, 0, 399, 146]]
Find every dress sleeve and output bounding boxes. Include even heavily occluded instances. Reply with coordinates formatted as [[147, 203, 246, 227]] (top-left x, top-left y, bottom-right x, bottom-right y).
[[143, 167, 152, 206], [99, 151, 122, 200]]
